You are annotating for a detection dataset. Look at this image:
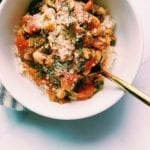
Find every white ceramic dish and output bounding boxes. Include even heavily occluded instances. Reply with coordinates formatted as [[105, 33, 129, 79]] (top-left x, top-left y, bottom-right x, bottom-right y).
[[0, 0, 143, 120]]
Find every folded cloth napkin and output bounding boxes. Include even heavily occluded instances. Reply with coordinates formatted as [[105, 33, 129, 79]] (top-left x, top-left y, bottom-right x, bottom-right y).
[[0, 81, 24, 111]]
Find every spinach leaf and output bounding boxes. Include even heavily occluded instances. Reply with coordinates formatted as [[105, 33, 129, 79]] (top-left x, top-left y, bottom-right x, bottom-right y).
[[95, 81, 104, 91], [66, 91, 72, 97], [28, 0, 42, 15], [46, 67, 54, 75], [36, 64, 45, 78], [75, 36, 83, 48], [50, 77, 60, 88]]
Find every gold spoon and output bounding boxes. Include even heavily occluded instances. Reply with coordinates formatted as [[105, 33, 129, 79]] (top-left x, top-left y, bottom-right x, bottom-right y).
[[100, 68, 150, 106]]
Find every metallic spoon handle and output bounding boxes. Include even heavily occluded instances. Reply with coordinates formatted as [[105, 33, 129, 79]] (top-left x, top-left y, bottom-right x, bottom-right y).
[[101, 70, 150, 106]]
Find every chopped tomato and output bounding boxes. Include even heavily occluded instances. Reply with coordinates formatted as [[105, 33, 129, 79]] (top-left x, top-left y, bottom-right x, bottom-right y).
[[90, 16, 100, 28], [16, 34, 28, 57], [21, 15, 32, 25], [73, 24, 83, 34], [84, 0, 93, 11], [61, 73, 80, 90], [77, 84, 95, 100], [28, 23, 39, 34], [87, 16, 100, 30], [84, 58, 95, 71], [35, 78, 44, 86], [92, 38, 103, 50], [22, 15, 40, 34]]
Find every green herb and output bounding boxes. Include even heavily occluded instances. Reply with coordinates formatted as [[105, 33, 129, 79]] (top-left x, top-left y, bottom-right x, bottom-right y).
[[29, 36, 46, 48], [53, 55, 59, 62], [61, 1, 67, 7], [29, 63, 45, 78], [95, 81, 104, 91], [75, 36, 83, 48], [24, 32, 30, 39], [59, 62, 68, 68], [73, 79, 83, 92], [78, 48, 83, 57], [37, 64, 45, 78], [28, 0, 42, 15], [111, 39, 116, 46], [46, 67, 54, 75], [53, 79, 60, 87], [66, 91, 72, 97], [80, 24, 87, 29], [52, 55, 71, 70], [56, 61, 71, 69], [43, 48, 50, 54], [29, 62, 39, 69], [78, 59, 86, 72], [51, 78, 60, 88]]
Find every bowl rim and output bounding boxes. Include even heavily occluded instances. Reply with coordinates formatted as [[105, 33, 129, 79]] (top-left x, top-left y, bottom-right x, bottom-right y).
[[0, 0, 144, 120]]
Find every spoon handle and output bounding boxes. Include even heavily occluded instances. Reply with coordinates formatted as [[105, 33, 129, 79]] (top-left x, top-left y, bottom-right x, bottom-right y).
[[101, 70, 150, 106]]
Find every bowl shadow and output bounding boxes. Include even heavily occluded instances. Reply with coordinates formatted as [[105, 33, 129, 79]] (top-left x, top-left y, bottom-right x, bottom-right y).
[[4, 95, 128, 144]]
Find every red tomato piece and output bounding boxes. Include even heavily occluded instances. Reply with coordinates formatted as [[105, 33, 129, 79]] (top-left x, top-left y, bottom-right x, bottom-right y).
[[92, 38, 103, 50], [21, 15, 32, 25], [22, 15, 40, 34], [16, 34, 28, 57], [84, 0, 93, 11], [73, 24, 83, 34], [77, 84, 95, 100], [90, 17, 100, 29], [84, 58, 95, 72], [28, 23, 39, 34]]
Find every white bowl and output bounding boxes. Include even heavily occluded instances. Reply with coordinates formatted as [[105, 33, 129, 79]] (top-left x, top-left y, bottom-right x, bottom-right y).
[[0, 0, 143, 120]]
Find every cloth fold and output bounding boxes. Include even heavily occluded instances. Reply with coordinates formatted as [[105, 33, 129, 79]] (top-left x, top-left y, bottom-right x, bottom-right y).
[[0, 81, 24, 111]]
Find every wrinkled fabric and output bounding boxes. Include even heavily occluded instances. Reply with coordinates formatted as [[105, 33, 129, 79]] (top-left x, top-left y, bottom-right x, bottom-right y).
[[0, 81, 24, 111]]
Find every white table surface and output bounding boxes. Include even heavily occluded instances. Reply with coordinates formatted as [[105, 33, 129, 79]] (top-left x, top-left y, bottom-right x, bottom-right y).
[[0, 0, 150, 150]]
